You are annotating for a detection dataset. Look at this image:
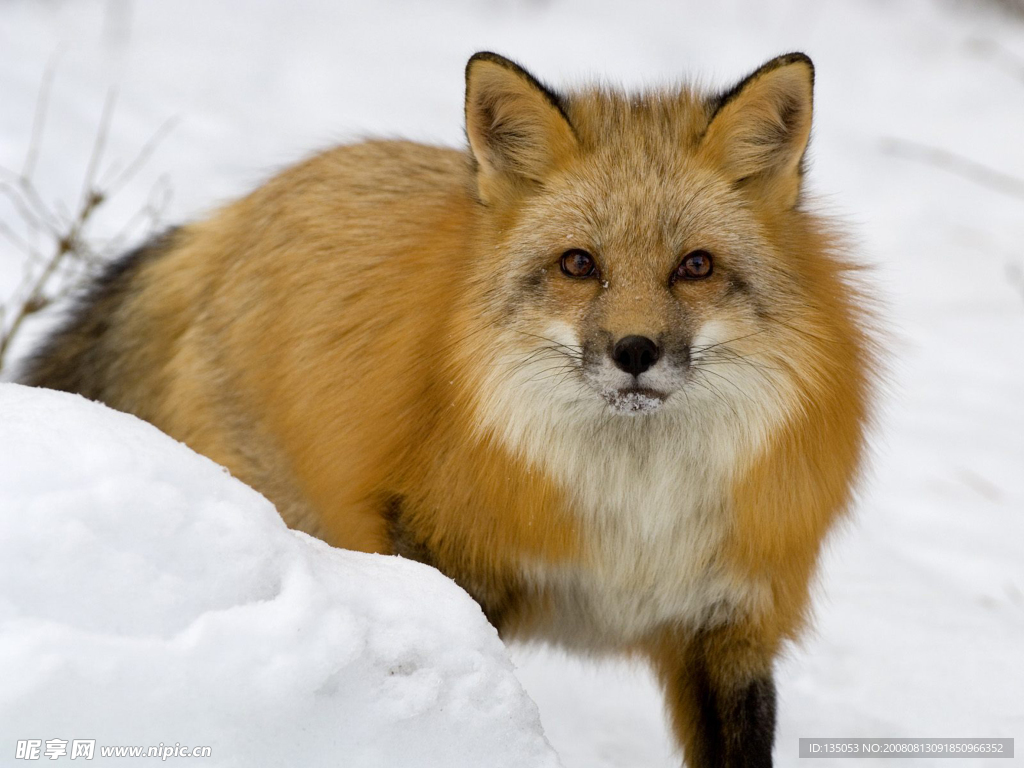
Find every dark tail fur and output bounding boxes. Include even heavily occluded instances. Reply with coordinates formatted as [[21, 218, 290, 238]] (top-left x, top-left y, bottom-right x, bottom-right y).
[[18, 228, 178, 400]]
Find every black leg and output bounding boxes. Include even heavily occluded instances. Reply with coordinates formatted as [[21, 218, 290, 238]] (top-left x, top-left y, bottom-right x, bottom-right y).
[[647, 627, 778, 768], [689, 664, 776, 768]]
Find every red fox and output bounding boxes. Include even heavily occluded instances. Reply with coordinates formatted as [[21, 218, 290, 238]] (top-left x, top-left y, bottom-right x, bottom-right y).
[[22, 52, 874, 766]]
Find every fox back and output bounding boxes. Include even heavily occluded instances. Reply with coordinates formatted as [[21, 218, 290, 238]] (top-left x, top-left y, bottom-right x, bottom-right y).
[[22, 52, 874, 767]]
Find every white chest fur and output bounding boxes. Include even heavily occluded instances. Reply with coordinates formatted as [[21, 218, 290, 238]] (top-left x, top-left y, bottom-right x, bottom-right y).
[[473, 331, 792, 647], [521, 424, 763, 649]]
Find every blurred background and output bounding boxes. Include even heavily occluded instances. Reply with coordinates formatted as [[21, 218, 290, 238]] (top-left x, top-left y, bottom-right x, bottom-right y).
[[1, 1, 1022, 765]]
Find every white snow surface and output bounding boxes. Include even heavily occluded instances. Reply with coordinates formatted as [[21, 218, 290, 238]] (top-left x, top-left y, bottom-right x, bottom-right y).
[[0, 384, 560, 768], [2, 1, 1024, 766]]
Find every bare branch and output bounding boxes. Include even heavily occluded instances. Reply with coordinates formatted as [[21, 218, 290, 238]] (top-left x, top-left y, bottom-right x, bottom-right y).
[[0, 181, 57, 237], [1007, 262, 1024, 305], [0, 219, 42, 262], [21, 48, 64, 180], [0, 235, 72, 366], [966, 37, 1024, 84], [78, 90, 118, 216], [0, 67, 175, 373], [104, 116, 179, 197], [880, 137, 1024, 201]]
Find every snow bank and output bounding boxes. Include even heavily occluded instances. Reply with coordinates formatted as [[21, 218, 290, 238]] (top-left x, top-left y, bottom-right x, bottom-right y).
[[0, 384, 559, 768]]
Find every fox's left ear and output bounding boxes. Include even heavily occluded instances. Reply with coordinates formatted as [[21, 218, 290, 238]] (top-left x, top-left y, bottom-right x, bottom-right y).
[[465, 52, 577, 203], [701, 53, 814, 209]]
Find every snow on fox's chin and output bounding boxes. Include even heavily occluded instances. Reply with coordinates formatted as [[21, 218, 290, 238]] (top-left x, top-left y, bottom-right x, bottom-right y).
[[602, 387, 666, 415]]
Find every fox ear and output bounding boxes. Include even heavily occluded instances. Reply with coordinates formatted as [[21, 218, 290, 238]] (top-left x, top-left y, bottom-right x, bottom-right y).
[[465, 52, 577, 200], [701, 53, 814, 208]]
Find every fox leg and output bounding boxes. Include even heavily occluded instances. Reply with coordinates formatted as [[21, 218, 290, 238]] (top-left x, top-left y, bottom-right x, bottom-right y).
[[645, 623, 778, 768]]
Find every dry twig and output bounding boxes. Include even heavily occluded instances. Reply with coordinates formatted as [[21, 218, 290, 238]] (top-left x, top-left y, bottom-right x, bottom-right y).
[[880, 137, 1024, 202], [0, 62, 175, 373]]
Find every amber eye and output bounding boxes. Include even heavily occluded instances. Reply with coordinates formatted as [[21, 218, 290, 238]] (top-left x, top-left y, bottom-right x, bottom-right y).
[[560, 249, 597, 278], [674, 250, 714, 281]]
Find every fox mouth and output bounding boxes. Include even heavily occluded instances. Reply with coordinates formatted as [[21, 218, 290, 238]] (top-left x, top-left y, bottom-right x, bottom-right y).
[[602, 386, 667, 414]]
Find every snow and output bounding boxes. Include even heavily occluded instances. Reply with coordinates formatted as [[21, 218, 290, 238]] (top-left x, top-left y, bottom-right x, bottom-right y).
[[0, 384, 559, 767], [601, 387, 665, 414], [2, 0, 1023, 766]]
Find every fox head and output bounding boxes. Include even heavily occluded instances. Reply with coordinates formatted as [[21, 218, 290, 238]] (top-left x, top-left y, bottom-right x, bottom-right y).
[[462, 52, 865, 464]]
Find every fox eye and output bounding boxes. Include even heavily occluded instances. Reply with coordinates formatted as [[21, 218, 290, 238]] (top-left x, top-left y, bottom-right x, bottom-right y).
[[560, 249, 597, 278], [674, 250, 714, 281]]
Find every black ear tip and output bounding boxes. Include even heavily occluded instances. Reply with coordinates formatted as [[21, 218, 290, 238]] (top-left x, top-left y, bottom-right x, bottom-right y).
[[776, 52, 815, 80], [468, 51, 501, 64], [466, 51, 514, 74], [781, 52, 813, 68], [753, 52, 814, 93]]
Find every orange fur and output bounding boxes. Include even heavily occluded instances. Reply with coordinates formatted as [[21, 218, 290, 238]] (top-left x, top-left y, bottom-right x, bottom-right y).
[[23, 52, 875, 767]]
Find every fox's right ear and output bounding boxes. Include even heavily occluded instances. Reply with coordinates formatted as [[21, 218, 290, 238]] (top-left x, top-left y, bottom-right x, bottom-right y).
[[465, 52, 577, 202]]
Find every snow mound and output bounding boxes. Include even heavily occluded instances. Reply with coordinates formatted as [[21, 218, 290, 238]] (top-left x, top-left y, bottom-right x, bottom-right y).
[[0, 383, 560, 768]]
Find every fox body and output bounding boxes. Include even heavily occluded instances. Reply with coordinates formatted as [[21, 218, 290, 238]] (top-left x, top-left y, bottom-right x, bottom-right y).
[[23, 52, 873, 766]]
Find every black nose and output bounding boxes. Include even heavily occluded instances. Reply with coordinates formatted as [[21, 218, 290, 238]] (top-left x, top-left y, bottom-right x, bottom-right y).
[[612, 335, 660, 376]]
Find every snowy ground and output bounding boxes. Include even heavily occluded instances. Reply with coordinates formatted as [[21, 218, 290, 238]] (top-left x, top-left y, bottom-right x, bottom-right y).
[[1, 1, 1022, 766], [0, 385, 559, 768]]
